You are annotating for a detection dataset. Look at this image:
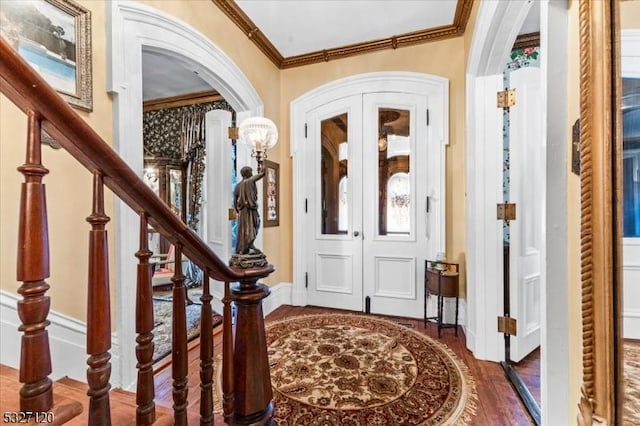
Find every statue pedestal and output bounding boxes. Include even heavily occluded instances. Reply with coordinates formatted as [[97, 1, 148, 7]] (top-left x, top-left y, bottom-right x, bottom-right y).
[[230, 252, 267, 269], [230, 272, 273, 426]]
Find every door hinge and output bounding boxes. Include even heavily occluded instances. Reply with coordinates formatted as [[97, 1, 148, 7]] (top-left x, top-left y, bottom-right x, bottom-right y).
[[305, 198, 308, 213], [497, 203, 516, 221], [497, 88, 516, 109], [228, 208, 236, 221], [426, 109, 430, 126], [304, 123, 308, 138], [497, 316, 517, 336], [228, 126, 239, 140], [305, 272, 308, 288]]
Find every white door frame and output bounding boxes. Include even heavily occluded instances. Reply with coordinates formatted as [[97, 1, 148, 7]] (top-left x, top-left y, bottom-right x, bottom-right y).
[[291, 72, 448, 307], [465, 0, 570, 423], [108, 1, 263, 390]]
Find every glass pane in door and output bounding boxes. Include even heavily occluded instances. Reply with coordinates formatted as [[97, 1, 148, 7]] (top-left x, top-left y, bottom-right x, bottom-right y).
[[377, 108, 411, 235], [321, 113, 348, 235]]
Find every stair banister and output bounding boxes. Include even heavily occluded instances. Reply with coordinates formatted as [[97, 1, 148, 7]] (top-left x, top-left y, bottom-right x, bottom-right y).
[[1, 37, 275, 424], [0, 39, 273, 283]]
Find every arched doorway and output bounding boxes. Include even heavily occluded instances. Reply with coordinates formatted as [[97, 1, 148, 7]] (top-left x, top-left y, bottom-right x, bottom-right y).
[[291, 72, 447, 318], [108, 0, 263, 389]]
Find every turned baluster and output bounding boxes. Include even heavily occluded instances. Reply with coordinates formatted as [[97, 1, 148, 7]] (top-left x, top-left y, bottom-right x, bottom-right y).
[[135, 213, 156, 425], [86, 172, 112, 425], [199, 270, 213, 425], [171, 243, 188, 425], [16, 111, 53, 412], [222, 281, 234, 422]]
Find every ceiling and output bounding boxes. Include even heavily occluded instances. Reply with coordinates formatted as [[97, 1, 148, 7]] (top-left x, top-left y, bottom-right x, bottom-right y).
[[234, 0, 460, 58], [143, 0, 540, 102]]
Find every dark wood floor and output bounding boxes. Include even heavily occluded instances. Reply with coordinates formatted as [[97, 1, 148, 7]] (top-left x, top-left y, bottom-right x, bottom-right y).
[[513, 347, 541, 406], [153, 305, 536, 425]]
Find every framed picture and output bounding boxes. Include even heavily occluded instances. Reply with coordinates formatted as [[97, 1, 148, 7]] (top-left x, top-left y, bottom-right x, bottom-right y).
[[263, 160, 280, 227], [0, 0, 93, 111]]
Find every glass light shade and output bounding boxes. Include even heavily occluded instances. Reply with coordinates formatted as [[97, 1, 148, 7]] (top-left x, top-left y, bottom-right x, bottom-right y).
[[239, 117, 278, 151]]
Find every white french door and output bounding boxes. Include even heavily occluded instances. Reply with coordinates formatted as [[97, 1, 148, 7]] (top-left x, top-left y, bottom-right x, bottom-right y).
[[305, 92, 440, 318], [305, 95, 364, 311], [362, 93, 429, 317]]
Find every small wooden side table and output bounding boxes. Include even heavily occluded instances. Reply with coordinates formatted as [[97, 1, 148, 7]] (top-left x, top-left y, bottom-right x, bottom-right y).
[[424, 260, 460, 337]]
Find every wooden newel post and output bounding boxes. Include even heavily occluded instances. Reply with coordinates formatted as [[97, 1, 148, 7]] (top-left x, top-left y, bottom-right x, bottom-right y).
[[231, 273, 274, 426]]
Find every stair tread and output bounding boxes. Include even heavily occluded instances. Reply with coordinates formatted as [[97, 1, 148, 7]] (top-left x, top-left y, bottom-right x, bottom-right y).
[[58, 377, 200, 426], [56, 376, 181, 425], [2, 365, 204, 425], [0, 367, 83, 425]]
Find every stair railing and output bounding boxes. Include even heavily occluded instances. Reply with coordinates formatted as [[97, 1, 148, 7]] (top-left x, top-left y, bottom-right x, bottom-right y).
[[1, 38, 274, 425]]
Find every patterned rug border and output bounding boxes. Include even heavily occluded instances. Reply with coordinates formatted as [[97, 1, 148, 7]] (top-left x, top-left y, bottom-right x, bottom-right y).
[[215, 313, 478, 425]]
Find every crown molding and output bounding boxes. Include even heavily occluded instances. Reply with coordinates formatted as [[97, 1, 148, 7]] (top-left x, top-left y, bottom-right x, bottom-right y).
[[211, 0, 284, 66], [212, 0, 474, 69], [143, 90, 224, 112], [513, 32, 540, 50]]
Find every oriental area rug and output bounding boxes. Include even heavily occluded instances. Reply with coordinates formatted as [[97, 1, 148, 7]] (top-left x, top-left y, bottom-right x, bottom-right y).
[[217, 314, 477, 425], [152, 288, 222, 363]]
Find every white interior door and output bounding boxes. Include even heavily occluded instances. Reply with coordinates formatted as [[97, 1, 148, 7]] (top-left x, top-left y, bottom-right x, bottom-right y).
[[305, 92, 440, 317], [305, 95, 364, 311], [509, 67, 543, 362], [204, 109, 233, 261], [362, 93, 430, 318]]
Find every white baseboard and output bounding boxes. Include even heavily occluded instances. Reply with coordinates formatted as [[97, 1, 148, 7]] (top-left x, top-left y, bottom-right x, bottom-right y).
[[209, 281, 292, 318], [263, 282, 292, 316], [0, 290, 121, 387], [291, 285, 307, 306], [624, 309, 640, 339], [424, 295, 466, 328]]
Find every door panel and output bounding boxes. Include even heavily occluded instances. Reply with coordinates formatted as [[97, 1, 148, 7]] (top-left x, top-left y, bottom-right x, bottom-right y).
[[316, 253, 354, 293], [205, 109, 233, 260], [362, 93, 429, 318], [306, 96, 363, 311], [509, 67, 543, 361], [373, 256, 416, 299]]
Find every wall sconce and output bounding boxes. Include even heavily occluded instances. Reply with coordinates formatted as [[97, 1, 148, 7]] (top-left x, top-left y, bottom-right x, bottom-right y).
[[239, 116, 278, 173]]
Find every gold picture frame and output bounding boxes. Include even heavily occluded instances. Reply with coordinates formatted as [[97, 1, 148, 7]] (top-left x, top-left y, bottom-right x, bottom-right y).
[[0, 0, 93, 112], [577, 0, 623, 424], [263, 160, 279, 227]]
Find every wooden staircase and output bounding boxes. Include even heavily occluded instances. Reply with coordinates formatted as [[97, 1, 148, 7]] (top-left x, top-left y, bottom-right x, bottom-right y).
[[1, 37, 275, 425], [0, 365, 188, 425]]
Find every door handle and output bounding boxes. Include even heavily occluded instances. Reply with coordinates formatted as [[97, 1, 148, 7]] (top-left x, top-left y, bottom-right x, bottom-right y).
[[354, 231, 360, 237]]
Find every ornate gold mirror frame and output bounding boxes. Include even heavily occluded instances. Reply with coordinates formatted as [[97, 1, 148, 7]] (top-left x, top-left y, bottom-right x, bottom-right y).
[[577, 0, 623, 425]]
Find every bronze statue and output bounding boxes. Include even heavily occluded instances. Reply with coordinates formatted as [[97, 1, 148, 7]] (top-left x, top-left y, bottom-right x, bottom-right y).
[[234, 166, 265, 255]]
